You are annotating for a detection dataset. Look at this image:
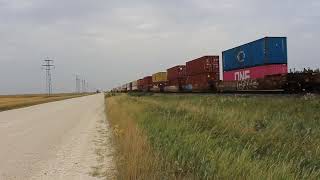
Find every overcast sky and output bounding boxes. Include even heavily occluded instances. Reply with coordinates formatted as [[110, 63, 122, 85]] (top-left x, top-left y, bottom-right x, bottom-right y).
[[0, 0, 319, 94]]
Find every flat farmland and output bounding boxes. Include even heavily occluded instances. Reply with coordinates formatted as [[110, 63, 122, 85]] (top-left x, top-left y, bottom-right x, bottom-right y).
[[0, 94, 88, 112]]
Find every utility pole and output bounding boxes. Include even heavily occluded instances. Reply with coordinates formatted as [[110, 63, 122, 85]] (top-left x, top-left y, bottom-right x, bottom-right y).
[[81, 79, 85, 93], [86, 82, 89, 93], [76, 75, 80, 93], [42, 58, 54, 95]]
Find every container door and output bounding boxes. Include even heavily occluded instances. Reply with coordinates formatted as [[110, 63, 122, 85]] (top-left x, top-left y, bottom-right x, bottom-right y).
[[265, 37, 288, 64]]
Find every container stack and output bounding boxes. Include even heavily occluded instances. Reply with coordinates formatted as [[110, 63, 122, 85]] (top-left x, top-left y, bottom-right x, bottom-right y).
[[152, 72, 168, 92], [132, 80, 138, 91], [126, 82, 132, 92], [186, 56, 220, 91], [222, 37, 288, 81], [121, 84, 127, 92], [137, 79, 144, 91], [166, 65, 186, 92], [142, 76, 153, 92]]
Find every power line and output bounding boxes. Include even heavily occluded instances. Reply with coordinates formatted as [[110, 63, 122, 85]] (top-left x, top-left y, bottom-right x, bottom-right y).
[[42, 58, 54, 95]]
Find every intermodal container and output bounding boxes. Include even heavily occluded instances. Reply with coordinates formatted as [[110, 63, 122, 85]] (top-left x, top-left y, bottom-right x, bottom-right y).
[[185, 72, 218, 91], [121, 84, 127, 92], [167, 65, 186, 80], [152, 72, 168, 83], [127, 82, 132, 91], [186, 56, 220, 76], [168, 78, 186, 87], [117, 87, 121, 92], [222, 37, 288, 72], [132, 81, 138, 91], [223, 64, 288, 81], [137, 79, 144, 91], [142, 76, 153, 91]]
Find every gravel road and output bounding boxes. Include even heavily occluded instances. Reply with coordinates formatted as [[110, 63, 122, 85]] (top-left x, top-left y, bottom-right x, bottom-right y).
[[0, 94, 115, 180]]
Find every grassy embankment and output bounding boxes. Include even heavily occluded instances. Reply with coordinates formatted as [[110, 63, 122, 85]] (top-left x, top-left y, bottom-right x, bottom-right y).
[[106, 93, 320, 179], [0, 93, 89, 112]]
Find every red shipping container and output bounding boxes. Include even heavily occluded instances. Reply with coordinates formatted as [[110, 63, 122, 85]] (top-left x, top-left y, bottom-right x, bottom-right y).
[[142, 76, 153, 91], [167, 65, 186, 80], [186, 72, 219, 91], [186, 56, 220, 76], [137, 79, 143, 90], [223, 64, 288, 81], [168, 78, 186, 87]]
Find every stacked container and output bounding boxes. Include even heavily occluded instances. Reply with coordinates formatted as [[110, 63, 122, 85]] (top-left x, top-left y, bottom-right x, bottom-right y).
[[132, 81, 138, 91], [121, 84, 127, 92], [137, 79, 144, 91], [127, 82, 132, 92], [186, 56, 220, 91], [166, 65, 186, 92], [152, 72, 168, 92], [223, 37, 288, 81], [142, 76, 153, 92]]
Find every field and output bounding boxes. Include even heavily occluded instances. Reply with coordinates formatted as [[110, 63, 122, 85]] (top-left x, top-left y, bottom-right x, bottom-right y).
[[106, 93, 320, 179], [0, 93, 88, 112]]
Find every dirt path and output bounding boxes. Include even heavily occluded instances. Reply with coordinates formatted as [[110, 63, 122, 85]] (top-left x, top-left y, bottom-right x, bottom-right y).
[[0, 94, 115, 180]]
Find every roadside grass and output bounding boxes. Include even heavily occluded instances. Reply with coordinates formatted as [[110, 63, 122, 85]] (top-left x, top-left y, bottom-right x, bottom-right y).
[[106, 93, 320, 179], [0, 93, 89, 112], [106, 95, 179, 179]]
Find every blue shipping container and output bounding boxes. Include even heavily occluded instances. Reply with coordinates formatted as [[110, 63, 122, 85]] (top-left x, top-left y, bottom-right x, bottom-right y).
[[222, 37, 287, 71]]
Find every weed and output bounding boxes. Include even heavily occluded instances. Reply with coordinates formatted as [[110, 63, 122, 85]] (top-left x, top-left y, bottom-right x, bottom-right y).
[[106, 94, 320, 179]]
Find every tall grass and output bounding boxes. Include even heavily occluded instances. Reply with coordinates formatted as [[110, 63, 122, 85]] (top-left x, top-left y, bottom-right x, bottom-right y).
[[106, 94, 320, 179], [106, 96, 179, 179]]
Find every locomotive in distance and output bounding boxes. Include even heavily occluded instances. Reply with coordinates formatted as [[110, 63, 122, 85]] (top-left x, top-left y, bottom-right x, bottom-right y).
[[112, 37, 320, 93]]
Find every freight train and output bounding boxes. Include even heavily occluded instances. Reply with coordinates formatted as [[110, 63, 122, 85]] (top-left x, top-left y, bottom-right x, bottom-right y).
[[112, 37, 320, 94]]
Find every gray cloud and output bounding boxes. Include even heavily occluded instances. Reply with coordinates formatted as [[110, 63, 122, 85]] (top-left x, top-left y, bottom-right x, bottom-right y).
[[0, 0, 319, 94]]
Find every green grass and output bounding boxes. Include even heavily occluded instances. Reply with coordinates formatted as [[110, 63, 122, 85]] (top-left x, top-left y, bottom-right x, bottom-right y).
[[107, 94, 320, 179]]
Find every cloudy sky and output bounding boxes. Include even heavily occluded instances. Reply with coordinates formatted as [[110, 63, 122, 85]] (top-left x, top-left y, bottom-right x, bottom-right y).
[[0, 0, 319, 94]]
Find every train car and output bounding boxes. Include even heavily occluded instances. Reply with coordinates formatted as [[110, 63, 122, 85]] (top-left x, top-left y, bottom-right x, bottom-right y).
[[216, 70, 320, 93], [132, 80, 138, 91], [142, 76, 153, 92], [165, 65, 186, 92], [111, 36, 320, 94], [127, 82, 132, 92], [185, 56, 220, 92], [285, 70, 320, 93], [215, 74, 285, 92], [137, 79, 144, 91], [223, 37, 288, 81], [121, 84, 127, 92], [152, 72, 168, 92]]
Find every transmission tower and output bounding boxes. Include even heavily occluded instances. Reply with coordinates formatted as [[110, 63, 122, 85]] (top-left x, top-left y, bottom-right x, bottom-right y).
[[42, 59, 54, 95]]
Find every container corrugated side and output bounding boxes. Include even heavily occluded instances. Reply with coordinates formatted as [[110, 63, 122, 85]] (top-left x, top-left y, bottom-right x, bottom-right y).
[[132, 81, 138, 90], [137, 79, 144, 91], [222, 37, 287, 72], [223, 64, 288, 81], [185, 72, 218, 91], [186, 56, 220, 76], [152, 72, 168, 83], [142, 76, 153, 91], [167, 65, 186, 80]]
